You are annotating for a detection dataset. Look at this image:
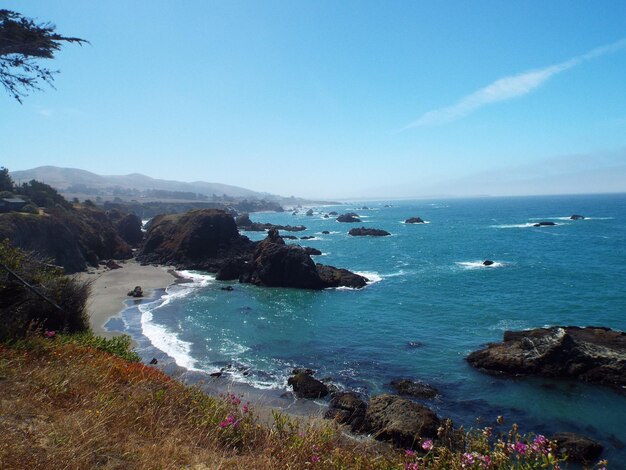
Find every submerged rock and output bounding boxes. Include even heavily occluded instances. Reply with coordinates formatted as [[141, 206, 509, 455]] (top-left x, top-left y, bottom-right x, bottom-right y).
[[362, 394, 441, 448], [405, 217, 425, 224], [570, 214, 585, 220], [552, 432, 603, 463], [388, 379, 438, 399], [533, 221, 556, 227], [482, 260, 494, 266], [466, 326, 626, 391]]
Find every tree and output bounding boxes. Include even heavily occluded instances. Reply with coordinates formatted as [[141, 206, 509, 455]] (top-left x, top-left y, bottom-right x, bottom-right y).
[[0, 9, 87, 103], [0, 167, 14, 192]]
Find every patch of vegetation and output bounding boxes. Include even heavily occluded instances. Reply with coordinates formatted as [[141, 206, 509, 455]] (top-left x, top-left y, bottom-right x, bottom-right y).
[[0, 239, 90, 340], [0, 336, 609, 469]]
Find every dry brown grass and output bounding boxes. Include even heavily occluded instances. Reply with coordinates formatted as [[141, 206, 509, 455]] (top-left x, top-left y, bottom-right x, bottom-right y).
[[0, 338, 399, 470]]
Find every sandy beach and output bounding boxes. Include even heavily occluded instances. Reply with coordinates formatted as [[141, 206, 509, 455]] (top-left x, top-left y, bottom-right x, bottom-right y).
[[77, 259, 176, 337]]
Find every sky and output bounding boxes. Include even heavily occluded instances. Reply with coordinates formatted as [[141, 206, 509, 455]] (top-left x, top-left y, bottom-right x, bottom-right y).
[[1, 1, 626, 199]]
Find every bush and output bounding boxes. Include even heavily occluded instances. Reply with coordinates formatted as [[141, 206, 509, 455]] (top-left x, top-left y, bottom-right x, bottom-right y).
[[0, 239, 91, 340], [19, 203, 39, 214]]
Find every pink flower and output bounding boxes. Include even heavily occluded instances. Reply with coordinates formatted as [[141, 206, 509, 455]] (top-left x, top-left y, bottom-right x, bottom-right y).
[[481, 455, 492, 468], [310, 455, 320, 463], [422, 439, 434, 451], [242, 404, 249, 414], [44, 330, 56, 338], [405, 449, 416, 457], [219, 420, 229, 428], [462, 452, 475, 466], [405, 463, 420, 470], [514, 441, 528, 455]]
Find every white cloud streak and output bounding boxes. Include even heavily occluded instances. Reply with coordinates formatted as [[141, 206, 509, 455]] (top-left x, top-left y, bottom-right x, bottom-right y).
[[403, 38, 626, 129]]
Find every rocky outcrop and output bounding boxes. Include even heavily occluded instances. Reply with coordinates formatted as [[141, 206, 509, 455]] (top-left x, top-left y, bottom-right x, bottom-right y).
[[362, 394, 441, 448], [305, 209, 314, 216], [336, 213, 361, 223], [405, 217, 425, 224], [137, 209, 253, 271], [533, 221, 556, 227], [324, 392, 367, 431], [0, 206, 132, 273], [303, 247, 322, 256], [288, 371, 329, 399], [570, 215, 585, 220], [348, 227, 390, 237], [483, 260, 494, 266], [106, 209, 143, 246], [467, 326, 626, 391], [389, 379, 438, 399], [552, 432, 603, 463]]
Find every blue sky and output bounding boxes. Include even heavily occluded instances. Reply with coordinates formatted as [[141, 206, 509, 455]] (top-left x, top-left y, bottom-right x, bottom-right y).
[[2, 1, 626, 199]]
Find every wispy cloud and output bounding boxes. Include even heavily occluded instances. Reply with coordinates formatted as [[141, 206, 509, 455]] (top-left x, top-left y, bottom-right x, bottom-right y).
[[402, 38, 626, 130]]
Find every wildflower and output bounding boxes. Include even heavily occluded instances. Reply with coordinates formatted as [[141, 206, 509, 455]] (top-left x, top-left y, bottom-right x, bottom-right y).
[[310, 455, 320, 463], [462, 452, 475, 466], [219, 420, 229, 428], [44, 330, 56, 338], [405, 449, 416, 457], [405, 463, 420, 470], [481, 455, 492, 468], [422, 439, 434, 451], [242, 403, 249, 414], [514, 441, 528, 456]]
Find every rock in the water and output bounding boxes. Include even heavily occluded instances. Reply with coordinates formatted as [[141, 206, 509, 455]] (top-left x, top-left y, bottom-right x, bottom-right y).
[[127, 285, 143, 297], [300, 235, 315, 240], [306, 209, 314, 216], [482, 260, 494, 266], [467, 326, 626, 391], [533, 221, 556, 227], [325, 392, 368, 431], [220, 286, 234, 291], [149, 357, 158, 365], [288, 372, 329, 399], [552, 432, 603, 463], [405, 217, 425, 224], [215, 258, 248, 280], [570, 214, 585, 220], [362, 394, 441, 448], [389, 379, 438, 399], [328, 211, 338, 216], [321, 231, 330, 234], [348, 227, 390, 237], [303, 247, 322, 256], [336, 213, 361, 223], [282, 235, 298, 240], [323, 214, 329, 218], [316, 264, 368, 289]]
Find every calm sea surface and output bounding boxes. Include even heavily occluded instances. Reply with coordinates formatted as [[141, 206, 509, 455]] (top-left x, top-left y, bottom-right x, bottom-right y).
[[116, 194, 626, 461]]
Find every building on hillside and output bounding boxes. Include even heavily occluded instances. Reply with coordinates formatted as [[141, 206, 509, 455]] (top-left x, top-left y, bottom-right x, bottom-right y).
[[0, 198, 27, 213]]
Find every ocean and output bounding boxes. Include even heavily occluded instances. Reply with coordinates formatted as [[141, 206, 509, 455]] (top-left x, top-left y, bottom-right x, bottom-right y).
[[112, 193, 626, 462]]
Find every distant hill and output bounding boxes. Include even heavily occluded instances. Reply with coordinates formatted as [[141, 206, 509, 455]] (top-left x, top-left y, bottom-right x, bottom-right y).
[[10, 166, 273, 200]]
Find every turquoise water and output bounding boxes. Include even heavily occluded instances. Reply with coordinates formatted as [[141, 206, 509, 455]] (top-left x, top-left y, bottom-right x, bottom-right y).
[[124, 194, 626, 461]]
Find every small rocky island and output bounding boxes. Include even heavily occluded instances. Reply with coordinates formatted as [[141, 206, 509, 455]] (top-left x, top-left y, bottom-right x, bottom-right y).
[[405, 217, 425, 224], [336, 212, 362, 223], [348, 227, 390, 237], [467, 326, 626, 392]]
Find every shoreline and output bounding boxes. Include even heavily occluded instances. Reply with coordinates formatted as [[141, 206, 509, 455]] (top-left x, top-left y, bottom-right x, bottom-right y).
[[77, 259, 177, 338]]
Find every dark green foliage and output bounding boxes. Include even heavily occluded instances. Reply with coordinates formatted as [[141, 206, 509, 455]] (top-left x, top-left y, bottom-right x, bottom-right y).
[[20, 203, 38, 214], [0, 9, 87, 103], [19, 179, 72, 209], [0, 167, 13, 192], [0, 239, 91, 341]]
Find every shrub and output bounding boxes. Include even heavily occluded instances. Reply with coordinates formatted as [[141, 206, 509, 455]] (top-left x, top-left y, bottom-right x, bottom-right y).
[[0, 239, 91, 340]]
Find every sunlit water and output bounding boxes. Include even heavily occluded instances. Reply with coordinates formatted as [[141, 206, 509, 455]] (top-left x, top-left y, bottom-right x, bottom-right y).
[[112, 194, 626, 461]]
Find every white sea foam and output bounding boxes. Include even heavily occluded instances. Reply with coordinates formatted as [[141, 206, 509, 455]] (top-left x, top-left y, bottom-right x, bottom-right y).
[[139, 271, 214, 371], [456, 261, 504, 270], [356, 271, 383, 284]]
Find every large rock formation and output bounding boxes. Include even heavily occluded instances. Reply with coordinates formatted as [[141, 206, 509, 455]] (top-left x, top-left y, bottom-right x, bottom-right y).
[[0, 206, 132, 273], [362, 394, 441, 448], [141, 211, 368, 289], [467, 326, 626, 391], [288, 371, 329, 399], [324, 392, 368, 431], [551, 432, 603, 463], [138, 209, 253, 271], [348, 227, 390, 237], [106, 209, 143, 246]]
